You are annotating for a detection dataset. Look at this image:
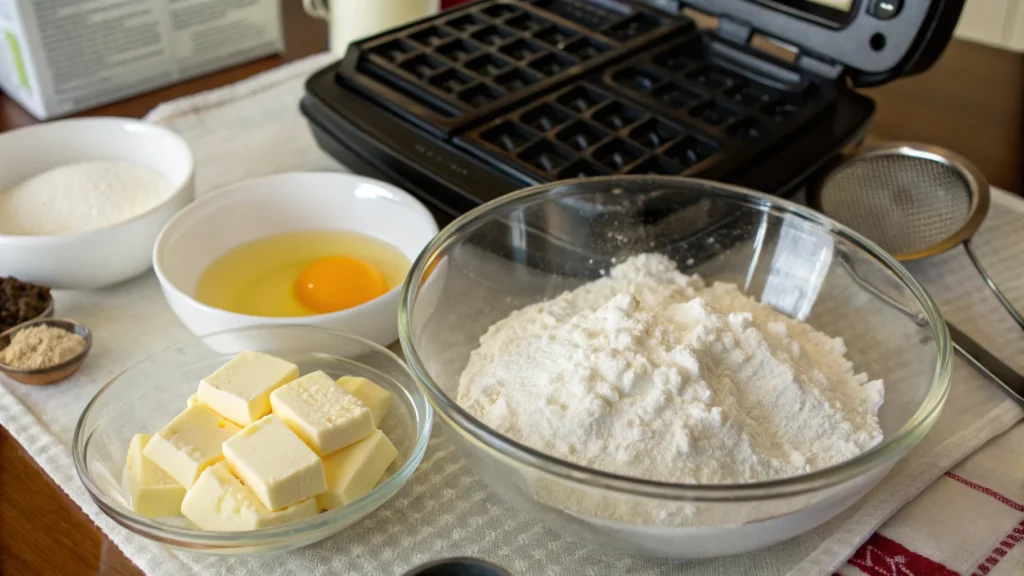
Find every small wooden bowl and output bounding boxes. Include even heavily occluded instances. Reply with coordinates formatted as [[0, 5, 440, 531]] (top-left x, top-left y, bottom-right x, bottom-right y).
[[0, 318, 91, 385]]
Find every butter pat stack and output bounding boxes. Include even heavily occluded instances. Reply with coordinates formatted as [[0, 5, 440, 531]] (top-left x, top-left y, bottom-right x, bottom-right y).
[[124, 434, 186, 518], [339, 376, 393, 426], [223, 414, 326, 511], [181, 462, 318, 531], [143, 404, 241, 488], [198, 350, 299, 426], [320, 429, 398, 511], [122, 351, 400, 532], [270, 371, 374, 455]]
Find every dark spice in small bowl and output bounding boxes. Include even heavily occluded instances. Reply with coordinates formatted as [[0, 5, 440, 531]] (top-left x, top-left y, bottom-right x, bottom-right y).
[[0, 277, 53, 332]]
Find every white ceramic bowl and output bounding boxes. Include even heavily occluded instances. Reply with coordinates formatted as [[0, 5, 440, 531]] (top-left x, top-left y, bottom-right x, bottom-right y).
[[153, 172, 438, 346], [0, 117, 194, 289]]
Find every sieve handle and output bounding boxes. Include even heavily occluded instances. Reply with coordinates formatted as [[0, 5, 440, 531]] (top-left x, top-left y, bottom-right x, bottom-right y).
[[947, 322, 1024, 408], [838, 251, 1024, 407], [962, 240, 1024, 332]]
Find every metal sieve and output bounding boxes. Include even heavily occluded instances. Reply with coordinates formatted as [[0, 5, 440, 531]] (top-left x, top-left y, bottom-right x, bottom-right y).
[[811, 143, 1024, 331]]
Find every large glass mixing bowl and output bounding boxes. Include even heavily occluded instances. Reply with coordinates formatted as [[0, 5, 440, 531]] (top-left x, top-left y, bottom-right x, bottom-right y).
[[399, 177, 950, 558]]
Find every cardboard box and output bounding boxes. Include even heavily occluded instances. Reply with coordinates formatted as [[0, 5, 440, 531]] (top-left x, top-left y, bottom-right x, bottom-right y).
[[0, 0, 283, 120]]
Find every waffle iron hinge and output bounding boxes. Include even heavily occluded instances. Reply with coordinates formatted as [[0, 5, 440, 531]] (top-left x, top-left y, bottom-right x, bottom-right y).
[[711, 15, 844, 87]]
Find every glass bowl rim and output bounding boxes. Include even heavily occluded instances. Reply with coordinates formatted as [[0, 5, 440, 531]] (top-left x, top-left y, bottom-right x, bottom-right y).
[[398, 175, 951, 501], [72, 324, 433, 546]]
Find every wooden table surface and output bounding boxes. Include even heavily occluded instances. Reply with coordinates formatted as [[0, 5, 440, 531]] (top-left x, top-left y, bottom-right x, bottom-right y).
[[1, 4, 1022, 574]]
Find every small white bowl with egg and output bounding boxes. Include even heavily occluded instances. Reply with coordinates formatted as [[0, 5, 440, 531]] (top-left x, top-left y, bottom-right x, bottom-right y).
[[152, 172, 438, 347], [0, 117, 194, 289]]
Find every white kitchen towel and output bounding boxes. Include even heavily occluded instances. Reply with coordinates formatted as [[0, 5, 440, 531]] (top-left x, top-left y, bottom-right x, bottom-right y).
[[1, 53, 1022, 576]]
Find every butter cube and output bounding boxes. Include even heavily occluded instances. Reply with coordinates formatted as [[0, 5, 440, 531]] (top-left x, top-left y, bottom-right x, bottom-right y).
[[144, 404, 241, 488], [187, 394, 198, 408], [223, 415, 326, 511], [270, 371, 374, 455], [337, 376, 393, 427], [124, 433, 186, 518], [181, 462, 317, 531], [198, 351, 299, 426], [317, 429, 398, 511]]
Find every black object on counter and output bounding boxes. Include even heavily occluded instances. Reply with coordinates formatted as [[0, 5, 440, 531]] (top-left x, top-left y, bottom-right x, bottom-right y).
[[403, 557, 513, 576], [302, 0, 963, 226]]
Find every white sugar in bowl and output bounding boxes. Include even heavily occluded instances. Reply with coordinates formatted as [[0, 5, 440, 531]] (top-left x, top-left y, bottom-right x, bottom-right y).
[[0, 117, 194, 289]]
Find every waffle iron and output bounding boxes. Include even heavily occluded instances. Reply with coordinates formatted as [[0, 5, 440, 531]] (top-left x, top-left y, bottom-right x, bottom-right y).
[[301, 0, 963, 225]]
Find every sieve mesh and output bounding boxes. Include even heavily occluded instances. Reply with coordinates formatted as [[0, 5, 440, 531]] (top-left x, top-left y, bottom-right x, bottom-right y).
[[818, 154, 974, 256]]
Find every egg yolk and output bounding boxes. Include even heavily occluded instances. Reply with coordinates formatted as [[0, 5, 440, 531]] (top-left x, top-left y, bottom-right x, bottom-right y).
[[293, 256, 387, 314]]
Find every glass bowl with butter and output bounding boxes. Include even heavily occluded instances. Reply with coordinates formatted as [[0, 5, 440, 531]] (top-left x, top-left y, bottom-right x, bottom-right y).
[[73, 325, 432, 555]]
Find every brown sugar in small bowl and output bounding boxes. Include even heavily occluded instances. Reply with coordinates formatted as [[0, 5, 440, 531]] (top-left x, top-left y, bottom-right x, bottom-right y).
[[0, 318, 92, 385]]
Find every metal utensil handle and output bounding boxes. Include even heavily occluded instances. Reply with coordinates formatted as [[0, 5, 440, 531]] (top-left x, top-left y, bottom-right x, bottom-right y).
[[837, 251, 1024, 408], [947, 322, 1024, 407], [962, 239, 1024, 332]]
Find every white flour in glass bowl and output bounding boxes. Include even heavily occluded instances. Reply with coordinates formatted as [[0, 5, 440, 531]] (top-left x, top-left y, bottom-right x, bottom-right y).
[[457, 253, 884, 494]]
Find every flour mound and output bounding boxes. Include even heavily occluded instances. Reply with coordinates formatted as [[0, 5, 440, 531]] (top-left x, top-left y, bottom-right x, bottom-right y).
[[457, 254, 884, 484]]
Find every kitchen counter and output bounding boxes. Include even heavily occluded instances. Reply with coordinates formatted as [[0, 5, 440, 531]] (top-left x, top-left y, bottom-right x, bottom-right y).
[[0, 4, 1022, 575]]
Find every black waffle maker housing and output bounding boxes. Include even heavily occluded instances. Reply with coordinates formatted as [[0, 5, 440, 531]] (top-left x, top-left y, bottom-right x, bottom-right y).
[[301, 0, 963, 225]]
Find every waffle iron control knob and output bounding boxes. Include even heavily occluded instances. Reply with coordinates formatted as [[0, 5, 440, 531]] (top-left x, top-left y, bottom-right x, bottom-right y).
[[867, 0, 902, 20]]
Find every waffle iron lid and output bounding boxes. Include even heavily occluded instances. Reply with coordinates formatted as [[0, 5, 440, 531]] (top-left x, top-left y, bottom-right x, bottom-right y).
[[676, 0, 964, 87]]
